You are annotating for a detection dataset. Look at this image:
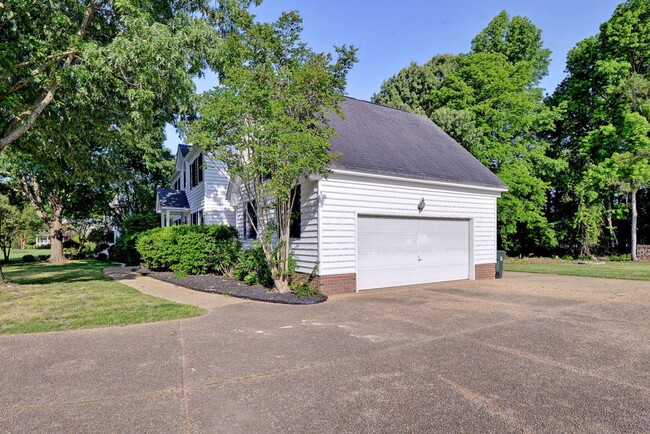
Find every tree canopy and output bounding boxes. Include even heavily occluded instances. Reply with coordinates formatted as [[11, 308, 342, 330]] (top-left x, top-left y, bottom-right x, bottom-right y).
[[188, 10, 357, 292], [374, 11, 561, 253]]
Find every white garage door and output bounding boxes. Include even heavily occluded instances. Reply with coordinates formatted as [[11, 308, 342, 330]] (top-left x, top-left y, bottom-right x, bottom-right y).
[[357, 216, 470, 290]]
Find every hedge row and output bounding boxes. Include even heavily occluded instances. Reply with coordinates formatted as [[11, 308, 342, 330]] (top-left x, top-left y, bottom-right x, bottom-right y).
[[136, 225, 242, 276]]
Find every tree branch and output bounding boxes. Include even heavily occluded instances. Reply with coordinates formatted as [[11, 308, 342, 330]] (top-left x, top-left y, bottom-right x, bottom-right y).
[[0, 0, 101, 150]]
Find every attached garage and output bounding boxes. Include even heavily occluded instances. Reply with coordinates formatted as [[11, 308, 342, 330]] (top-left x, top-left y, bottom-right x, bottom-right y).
[[310, 97, 508, 295], [357, 216, 470, 290]]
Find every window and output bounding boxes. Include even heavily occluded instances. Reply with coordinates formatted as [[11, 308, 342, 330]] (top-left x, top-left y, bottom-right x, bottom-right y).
[[243, 201, 257, 239], [183, 169, 186, 189], [190, 153, 203, 189], [173, 178, 180, 190], [290, 185, 301, 239]]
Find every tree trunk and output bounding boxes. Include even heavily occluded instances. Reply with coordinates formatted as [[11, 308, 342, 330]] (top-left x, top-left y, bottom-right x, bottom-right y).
[[48, 204, 67, 264], [631, 190, 638, 262], [606, 198, 618, 250]]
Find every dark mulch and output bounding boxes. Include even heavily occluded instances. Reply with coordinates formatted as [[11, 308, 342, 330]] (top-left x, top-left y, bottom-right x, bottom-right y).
[[135, 269, 327, 305]]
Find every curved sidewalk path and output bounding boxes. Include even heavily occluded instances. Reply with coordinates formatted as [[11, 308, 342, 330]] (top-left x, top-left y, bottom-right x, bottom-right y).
[[104, 267, 248, 311]]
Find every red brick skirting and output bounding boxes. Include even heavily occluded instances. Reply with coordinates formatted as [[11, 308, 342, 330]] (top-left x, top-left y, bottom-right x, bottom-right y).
[[297, 273, 357, 296], [475, 263, 496, 280]]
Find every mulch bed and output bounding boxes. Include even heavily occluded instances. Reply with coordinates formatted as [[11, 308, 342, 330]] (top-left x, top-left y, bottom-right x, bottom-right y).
[[135, 269, 327, 305]]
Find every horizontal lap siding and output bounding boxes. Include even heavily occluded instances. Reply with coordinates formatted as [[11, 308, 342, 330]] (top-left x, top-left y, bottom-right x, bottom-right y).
[[203, 159, 235, 226], [290, 180, 319, 274], [318, 173, 498, 276], [232, 179, 319, 274]]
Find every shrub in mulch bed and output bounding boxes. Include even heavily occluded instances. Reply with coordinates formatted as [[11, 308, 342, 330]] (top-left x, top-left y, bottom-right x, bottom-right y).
[[136, 269, 327, 305]]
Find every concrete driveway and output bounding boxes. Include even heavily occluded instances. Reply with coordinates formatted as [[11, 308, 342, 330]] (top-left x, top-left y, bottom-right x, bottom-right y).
[[1, 272, 649, 433]]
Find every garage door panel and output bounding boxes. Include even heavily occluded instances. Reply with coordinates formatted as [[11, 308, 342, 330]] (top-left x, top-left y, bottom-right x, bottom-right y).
[[357, 216, 470, 291]]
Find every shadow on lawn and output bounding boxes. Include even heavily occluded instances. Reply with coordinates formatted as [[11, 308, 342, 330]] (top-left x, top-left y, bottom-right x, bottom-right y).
[[3, 261, 114, 285]]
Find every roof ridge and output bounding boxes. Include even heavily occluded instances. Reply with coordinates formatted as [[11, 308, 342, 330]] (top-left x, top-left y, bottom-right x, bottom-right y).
[[343, 95, 429, 120]]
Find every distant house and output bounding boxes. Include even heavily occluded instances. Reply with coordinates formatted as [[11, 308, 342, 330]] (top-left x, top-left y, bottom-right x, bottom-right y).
[[157, 97, 507, 295], [35, 231, 50, 247]]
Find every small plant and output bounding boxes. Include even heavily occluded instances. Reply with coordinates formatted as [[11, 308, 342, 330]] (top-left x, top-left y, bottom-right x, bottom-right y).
[[22, 254, 36, 262], [234, 244, 273, 287], [290, 280, 322, 297], [290, 262, 322, 297], [607, 253, 632, 262], [96, 253, 108, 260]]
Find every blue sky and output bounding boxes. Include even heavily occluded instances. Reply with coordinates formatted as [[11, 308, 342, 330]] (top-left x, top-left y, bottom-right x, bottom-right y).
[[164, 0, 621, 152]]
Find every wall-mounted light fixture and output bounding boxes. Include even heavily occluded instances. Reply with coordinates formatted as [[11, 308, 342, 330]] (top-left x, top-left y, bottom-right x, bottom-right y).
[[418, 198, 426, 213]]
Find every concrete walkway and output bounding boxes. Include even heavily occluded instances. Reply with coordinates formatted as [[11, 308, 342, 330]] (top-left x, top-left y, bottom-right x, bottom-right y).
[[2, 272, 650, 432], [104, 267, 247, 311]]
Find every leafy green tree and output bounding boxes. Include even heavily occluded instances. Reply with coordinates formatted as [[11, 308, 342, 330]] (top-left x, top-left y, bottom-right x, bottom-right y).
[[16, 204, 44, 249], [189, 11, 357, 293], [0, 0, 255, 151], [549, 0, 650, 258], [0, 194, 20, 262], [471, 10, 552, 81], [374, 12, 560, 254]]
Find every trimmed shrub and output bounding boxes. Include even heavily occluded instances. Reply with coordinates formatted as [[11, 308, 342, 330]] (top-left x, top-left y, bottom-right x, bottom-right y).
[[234, 244, 273, 287], [22, 254, 36, 262], [37, 255, 50, 261], [136, 225, 241, 275], [96, 252, 108, 260], [110, 233, 141, 265]]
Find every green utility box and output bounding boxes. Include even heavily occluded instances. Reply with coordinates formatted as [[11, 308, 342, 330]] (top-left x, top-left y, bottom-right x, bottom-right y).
[[496, 250, 506, 278]]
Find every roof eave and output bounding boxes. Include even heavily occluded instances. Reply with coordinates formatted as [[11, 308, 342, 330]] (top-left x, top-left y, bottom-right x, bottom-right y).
[[329, 168, 508, 194]]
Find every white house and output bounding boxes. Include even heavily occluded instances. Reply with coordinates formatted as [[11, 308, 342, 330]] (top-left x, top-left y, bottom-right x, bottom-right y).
[[156, 144, 235, 228], [157, 97, 507, 295]]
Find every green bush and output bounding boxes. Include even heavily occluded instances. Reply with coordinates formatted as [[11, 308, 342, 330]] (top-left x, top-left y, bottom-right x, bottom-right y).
[[234, 244, 273, 287], [607, 253, 632, 262], [22, 254, 35, 262], [110, 233, 142, 265], [136, 225, 241, 275], [37, 255, 49, 261]]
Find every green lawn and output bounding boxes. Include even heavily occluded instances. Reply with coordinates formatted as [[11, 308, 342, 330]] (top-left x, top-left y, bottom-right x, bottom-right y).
[[505, 258, 650, 281], [0, 260, 205, 335]]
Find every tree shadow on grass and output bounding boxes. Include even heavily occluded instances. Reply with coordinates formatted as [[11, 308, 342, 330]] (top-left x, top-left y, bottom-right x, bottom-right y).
[[3, 261, 114, 285]]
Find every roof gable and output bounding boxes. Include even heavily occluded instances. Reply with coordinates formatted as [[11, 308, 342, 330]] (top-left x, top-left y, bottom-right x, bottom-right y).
[[327, 98, 507, 190]]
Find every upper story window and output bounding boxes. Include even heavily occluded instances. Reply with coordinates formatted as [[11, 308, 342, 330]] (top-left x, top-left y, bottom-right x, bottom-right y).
[[290, 185, 301, 239], [173, 178, 180, 190], [190, 153, 203, 189], [183, 169, 187, 189]]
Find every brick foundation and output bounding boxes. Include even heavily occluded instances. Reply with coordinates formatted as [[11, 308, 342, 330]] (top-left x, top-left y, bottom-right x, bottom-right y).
[[475, 263, 496, 280], [297, 273, 357, 296]]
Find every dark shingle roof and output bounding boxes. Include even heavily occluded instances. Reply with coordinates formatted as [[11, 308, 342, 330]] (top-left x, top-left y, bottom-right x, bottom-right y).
[[178, 144, 191, 157], [157, 189, 190, 209], [327, 97, 507, 190]]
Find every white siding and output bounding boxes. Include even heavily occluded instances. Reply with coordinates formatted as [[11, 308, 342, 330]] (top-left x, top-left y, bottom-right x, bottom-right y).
[[317, 173, 500, 277], [232, 179, 319, 274], [202, 156, 235, 226], [290, 179, 318, 274], [176, 149, 235, 226]]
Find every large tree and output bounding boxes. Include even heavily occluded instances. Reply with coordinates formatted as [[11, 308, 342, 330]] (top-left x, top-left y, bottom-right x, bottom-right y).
[[374, 11, 560, 254], [0, 0, 251, 152], [549, 0, 650, 259], [189, 11, 357, 293]]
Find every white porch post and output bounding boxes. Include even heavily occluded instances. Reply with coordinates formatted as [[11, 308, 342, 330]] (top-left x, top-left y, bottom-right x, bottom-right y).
[[160, 211, 165, 227], [166, 210, 170, 227]]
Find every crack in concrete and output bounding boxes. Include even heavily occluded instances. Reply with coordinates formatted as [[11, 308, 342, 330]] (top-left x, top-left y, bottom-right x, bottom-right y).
[[469, 338, 650, 395], [439, 375, 533, 433], [177, 322, 192, 434]]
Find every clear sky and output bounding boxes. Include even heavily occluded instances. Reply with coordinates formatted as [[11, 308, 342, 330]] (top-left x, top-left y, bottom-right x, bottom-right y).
[[164, 0, 622, 152]]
